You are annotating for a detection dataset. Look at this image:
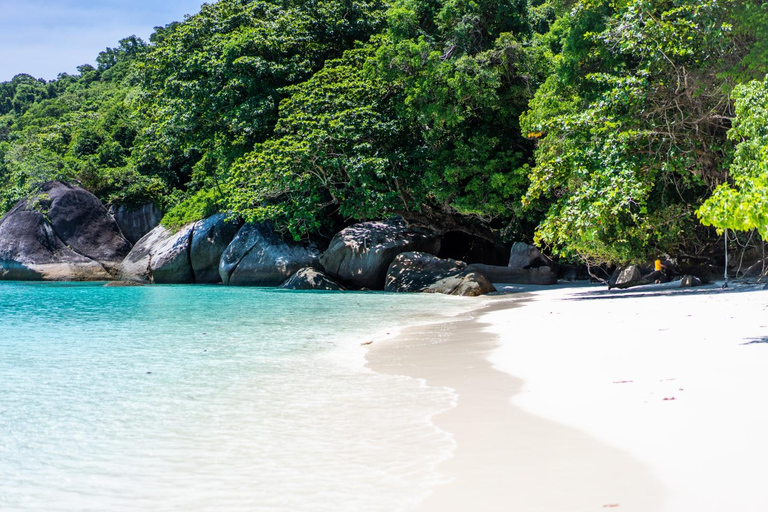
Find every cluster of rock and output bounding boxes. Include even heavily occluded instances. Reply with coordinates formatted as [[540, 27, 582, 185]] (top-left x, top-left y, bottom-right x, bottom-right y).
[[0, 182, 563, 296], [610, 261, 707, 289]]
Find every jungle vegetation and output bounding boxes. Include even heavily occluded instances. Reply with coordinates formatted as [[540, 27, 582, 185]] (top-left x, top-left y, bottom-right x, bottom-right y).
[[1, 0, 766, 265]]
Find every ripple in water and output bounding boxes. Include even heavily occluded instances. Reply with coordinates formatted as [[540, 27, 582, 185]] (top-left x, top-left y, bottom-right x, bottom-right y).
[[0, 283, 477, 511]]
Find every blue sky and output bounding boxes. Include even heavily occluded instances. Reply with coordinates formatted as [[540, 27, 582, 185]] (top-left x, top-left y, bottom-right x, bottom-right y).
[[0, 0, 206, 82]]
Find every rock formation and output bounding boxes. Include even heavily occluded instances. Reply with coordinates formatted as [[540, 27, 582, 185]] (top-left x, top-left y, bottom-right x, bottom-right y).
[[280, 267, 345, 291], [467, 263, 558, 285], [110, 203, 162, 245], [0, 182, 131, 280], [424, 270, 496, 296], [118, 214, 241, 284], [384, 252, 467, 292], [190, 214, 243, 283], [320, 218, 441, 290], [220, 223, 319, 286]]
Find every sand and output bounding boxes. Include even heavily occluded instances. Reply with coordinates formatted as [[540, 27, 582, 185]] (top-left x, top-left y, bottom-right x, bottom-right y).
[[368, 282, 768, 511]]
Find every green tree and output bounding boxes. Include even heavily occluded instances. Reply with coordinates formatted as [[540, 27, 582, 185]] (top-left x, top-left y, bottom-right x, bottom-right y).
[[521, 0, 765, 264], [699, 78, 768, 238]]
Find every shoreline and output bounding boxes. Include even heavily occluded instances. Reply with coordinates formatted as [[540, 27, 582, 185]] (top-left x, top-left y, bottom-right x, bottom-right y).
[[367, 289, 664, 512], [368, 282, 768, 511]]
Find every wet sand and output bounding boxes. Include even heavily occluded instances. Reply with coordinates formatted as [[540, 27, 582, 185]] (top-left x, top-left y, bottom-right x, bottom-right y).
[[367, 293, 664, 512]]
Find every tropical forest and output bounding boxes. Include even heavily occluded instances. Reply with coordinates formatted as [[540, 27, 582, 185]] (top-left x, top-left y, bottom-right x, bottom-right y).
[[2, 0, 767, 270]]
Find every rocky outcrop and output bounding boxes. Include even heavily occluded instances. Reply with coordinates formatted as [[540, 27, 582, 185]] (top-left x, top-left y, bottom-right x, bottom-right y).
[[118, 214, 242, 284], [111, 203, 162, 245], [384, 252, 467, 292], [118, 224, 194, 284], [0, 181, 131, 281], [508, 242, 551, 269], [467, 263, 558, 285], [220, 223, 320, 286], [190, 214, 242, 283], [320, 218, 441, 290], [424, 270, 496, 297], [613, 265, 643, 288], [280, 267, 345, 291], [680, 275, 703, 288], [611, 263, 672, 289]]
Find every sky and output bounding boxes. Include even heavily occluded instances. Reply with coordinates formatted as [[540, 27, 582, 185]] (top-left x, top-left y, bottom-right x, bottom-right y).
[[0, 0, 206, 82]]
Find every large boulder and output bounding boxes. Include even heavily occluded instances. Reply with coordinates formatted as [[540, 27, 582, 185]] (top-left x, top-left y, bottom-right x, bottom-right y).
[[190, 214, 242, 284], [220, 223, 320, 286], [280, 267, 345, 291], [680, 275, 703, 288], [118, 224, 195, 284], [0, 182, 131, 281], [508, 242, 552, 269], [118, 214, 242, 284], [320, 218, 441, 290], [424, 270, 496, 297], [467, 263, 558, 285], [110, 203, 162, 245], [384, 252, 467, 292]]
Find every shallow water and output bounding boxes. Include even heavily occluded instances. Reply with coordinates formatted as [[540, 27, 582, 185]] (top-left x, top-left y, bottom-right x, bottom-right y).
[[0, 283, 476, 511]]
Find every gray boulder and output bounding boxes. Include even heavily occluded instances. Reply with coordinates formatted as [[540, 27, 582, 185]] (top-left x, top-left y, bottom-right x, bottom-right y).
[[118, 214, 242, 284], [508, 242, 543, 269], [680, 275, 703, 288], [424, 270, 496, 297], [613, 265, 643, 288], [384, 252, 467, 292], [111, 203, 162, 245], [0, 182, 131, 281], [467, 263, 558, 285], [280, 267, 345, 291], [220, 223, 320, 286], [190, 214, 242, 283], [118, 224, 195, 284], [320, 218, 441, 290]]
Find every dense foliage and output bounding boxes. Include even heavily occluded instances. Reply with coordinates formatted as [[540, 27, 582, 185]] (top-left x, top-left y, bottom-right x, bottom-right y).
[[2, 0, 767, 264]]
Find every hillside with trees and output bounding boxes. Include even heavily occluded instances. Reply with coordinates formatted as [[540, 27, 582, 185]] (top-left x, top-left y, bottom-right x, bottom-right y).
[[1, 0, 766, 268]]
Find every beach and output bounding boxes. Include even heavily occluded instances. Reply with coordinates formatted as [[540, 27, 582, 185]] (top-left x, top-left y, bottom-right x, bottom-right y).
[[368, 282, 768, 511]]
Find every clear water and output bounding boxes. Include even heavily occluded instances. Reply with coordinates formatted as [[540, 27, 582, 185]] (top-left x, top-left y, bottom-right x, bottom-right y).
[[0, 282, 476, 512]]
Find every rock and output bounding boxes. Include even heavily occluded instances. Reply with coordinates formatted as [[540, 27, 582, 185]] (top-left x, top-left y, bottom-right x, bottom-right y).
[[150, 224, 196, 284], [466, 263, 558, 285], [119, 214, 242, 284], [103, 281, 145, 287], [220, 223, 320, 286], [0, 181, 131, 281], [680, 275, 703, 288], [280, 267, 345, 291], [111, 203, 162, 245], [680, 262, 717, 284], [190, 214, 242, 284], [117, 224, 195, 284], [384, 252, 467, 292], [320, 218, 441, 290], [614, 265, 643, 288], [508, 242, 552, 269], [424, 270, 496, 297]]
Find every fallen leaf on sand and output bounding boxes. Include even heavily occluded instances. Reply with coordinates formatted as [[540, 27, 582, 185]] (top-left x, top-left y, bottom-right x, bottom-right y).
[[361, 341, 373, 346], [613, 380, 633, 384], [663, 397, 676, 401], [603, 505, 620, 508]]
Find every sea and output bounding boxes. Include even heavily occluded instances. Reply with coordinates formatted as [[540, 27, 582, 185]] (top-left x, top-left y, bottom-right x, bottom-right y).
[[0, 282, 478, 512]]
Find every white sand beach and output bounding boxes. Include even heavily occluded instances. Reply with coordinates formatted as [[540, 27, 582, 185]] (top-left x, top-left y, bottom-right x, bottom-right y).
[[368, 282, 768, 512]]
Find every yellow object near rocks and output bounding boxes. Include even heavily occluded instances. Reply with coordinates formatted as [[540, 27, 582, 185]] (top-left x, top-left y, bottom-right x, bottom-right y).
[[655, 260, 663, 272]]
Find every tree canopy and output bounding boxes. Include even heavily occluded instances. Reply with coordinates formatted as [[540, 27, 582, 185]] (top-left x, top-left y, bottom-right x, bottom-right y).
[[1, 0, 767, 264]]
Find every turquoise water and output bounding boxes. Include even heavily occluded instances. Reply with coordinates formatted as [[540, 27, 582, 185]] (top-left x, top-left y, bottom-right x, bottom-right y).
[[0, 282, 476, 512]]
